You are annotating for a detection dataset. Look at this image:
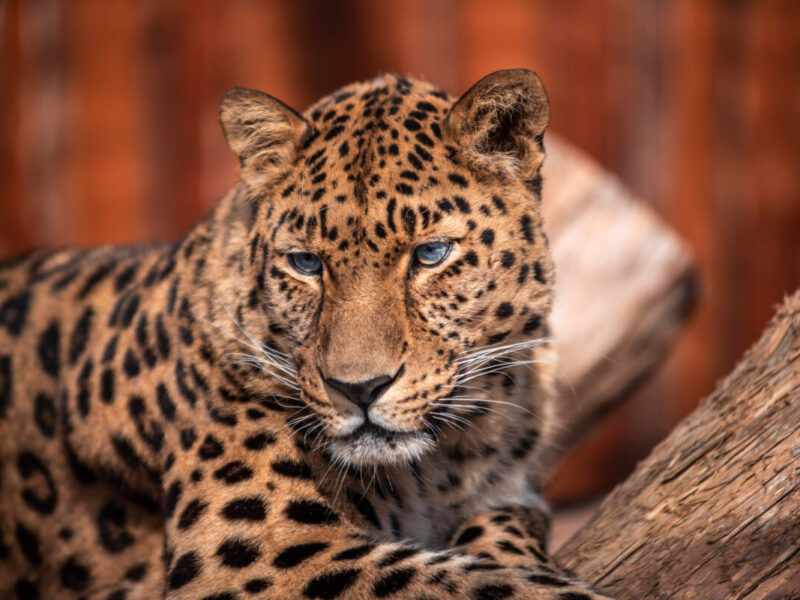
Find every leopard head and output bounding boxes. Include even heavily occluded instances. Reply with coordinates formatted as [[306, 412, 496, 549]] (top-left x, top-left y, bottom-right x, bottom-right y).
[[215, 70, 553, 467]]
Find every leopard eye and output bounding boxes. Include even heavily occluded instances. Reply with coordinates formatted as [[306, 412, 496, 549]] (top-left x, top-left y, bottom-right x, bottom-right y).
[[413, 241, 452, 268], [287, 252, 323, 276]]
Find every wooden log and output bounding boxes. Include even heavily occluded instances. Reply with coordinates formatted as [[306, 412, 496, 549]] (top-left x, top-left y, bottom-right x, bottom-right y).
[[539, 136, 699, 470], [556, 290, 800, 599]]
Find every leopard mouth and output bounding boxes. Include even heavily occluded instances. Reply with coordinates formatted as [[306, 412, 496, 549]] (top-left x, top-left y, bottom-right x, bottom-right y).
[[327, 421, 434, 467], [341, 421, 422, 442]]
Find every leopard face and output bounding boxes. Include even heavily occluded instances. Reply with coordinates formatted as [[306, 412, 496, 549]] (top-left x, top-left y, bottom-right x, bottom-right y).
[[217, 71, 552, 468]]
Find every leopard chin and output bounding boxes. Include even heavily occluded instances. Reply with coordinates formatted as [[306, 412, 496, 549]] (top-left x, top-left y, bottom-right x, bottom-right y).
[[327, 423, 435, 468]]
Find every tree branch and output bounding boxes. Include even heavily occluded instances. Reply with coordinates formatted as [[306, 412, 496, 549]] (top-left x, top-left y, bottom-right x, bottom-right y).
[[557, 291, 800, 599]]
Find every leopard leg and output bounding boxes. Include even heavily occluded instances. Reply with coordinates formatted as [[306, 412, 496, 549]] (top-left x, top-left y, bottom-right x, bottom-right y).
[[449, 505, 615, 599], [161, 422, 615, 600]]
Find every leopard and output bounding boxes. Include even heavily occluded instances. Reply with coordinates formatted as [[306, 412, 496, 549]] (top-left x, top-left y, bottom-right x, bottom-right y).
[[0, 69, 615, 599]]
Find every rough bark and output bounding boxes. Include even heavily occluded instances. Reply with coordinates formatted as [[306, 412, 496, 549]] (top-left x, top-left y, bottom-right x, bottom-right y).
[[541, 136, 699, 469], [557, 291, 800, 599]]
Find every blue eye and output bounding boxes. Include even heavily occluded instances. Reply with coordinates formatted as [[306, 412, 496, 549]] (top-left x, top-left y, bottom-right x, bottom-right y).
[[413, 241, 452, 267], [287, 252, 323, 275]]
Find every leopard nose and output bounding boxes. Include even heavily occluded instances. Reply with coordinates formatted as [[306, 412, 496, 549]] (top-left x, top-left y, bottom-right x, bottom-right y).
[[324, 368, 403, 409]]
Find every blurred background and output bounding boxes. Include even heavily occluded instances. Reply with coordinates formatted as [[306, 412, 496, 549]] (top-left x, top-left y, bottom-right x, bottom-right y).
[[1, 0, 799, 507]]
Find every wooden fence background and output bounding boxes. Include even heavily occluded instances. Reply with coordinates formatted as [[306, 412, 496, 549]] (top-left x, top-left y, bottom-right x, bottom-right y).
[[2, 0, 799, 502]]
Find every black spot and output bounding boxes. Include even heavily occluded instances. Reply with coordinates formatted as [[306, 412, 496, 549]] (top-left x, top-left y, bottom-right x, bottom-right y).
[[244, 578, 273, 593], [373, 568, 415, 598], [374, 223, 387, 239], [285, 499, 339, 525], [527, 574, 568, 587], [500, 251, 516, 268], [454, 196, 471, 214], [495, 303, 513, 319], [128, 395, 164, 452], [114, 262, 139, 291], [33, 392, 56, 438], [97, 501, 134, 553], [180, 427, 197, 450], [455, 525, 484, 546], [120, 294, 140, 328], [464, 251, 479, 267], [175, 360, 196, 406], [437, 198, 454, 214], [395, 183, 413, 196], [168, 551, 199, 589], [123, 348, 140, 377], [376, 548, 418, 567], [520, 214, 534, 243], [511, 428, 539, 459], [201, 593, 237, 600], [273, 542, 329, 568], [496, 540, 524, 555], [448, 173, 468, 188], [17, 452, 57, 515], [407, 151, 423, 170], [111, 435, 143, 470], [533, 261, 546, 284], [216, 538, 261, 568], [178, 498, 208, 530], [213, 461, 254, 484], [523, 314, 542, 333], [164, 480, 182, 518], [557, 595, 593, 600], [0, 291, 31, 335], [125, 563, 147, 582], [471, 584, 515, 599], [303, 569, 360, 599], [221, 497, 268, 521], [271, 459, 312, 479], [325, 125, 345, 140], [15, 522, 41, 565], [156, 383, 176, 421], [69, 307, 94, 365], [77, 262, 114, 299], [37, 321, 60, 378], [332, 544, 376, 561], [0, 355, 11, 418], [243, 430, 276, 450], [480, 229, 495, 247], [76, 357, 94, 418], [60, 556, 90, 591], [100, 368, 115, 404], [517, 264, 530, 284], [403, 118, 421, 131], [198, 434, 224, 460], [487, 331, 510, 344], [102, 334, 119, 363], [14, 578, 39, 600], [155, 314, 171, 359]]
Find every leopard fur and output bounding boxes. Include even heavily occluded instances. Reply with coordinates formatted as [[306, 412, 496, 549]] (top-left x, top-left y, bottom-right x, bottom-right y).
[[0, 70, 614, 599]]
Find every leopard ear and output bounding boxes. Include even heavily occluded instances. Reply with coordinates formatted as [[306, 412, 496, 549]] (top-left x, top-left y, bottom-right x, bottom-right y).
[[446, 69, 549, 193], [220, 88, 311, 185]]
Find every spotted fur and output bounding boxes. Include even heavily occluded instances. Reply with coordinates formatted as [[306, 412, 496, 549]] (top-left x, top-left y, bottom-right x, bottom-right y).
[[0, 70, 613, 599]]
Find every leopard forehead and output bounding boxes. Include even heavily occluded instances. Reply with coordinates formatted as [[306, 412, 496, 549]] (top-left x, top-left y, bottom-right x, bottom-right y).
[[262, 74, 548, 277]]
